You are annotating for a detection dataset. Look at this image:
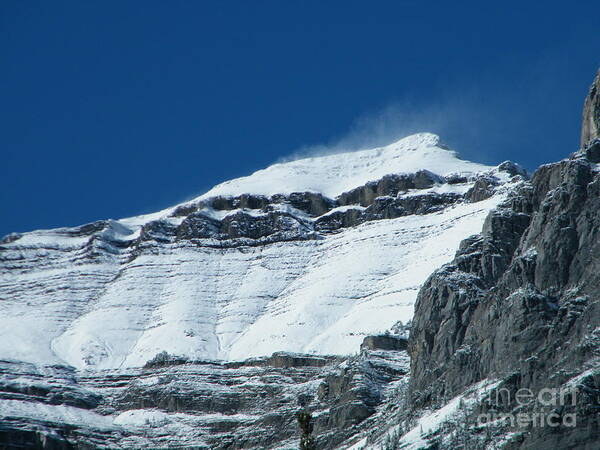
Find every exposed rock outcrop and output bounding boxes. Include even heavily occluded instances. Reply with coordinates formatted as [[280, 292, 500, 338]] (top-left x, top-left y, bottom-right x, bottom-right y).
[[361, 334, 409, 352], [314, 192, 463, 232], [407, 70, 600, 449], [465, 174, 500, 202], [337, 171, 443, 207], [581, 69, 600, 148]]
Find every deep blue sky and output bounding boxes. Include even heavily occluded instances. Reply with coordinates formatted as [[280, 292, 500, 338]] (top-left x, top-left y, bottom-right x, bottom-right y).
[[2, 1, 599, 237]]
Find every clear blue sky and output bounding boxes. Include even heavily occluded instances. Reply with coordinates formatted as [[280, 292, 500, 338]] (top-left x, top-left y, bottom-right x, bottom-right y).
[[2, 1, 599, 237]]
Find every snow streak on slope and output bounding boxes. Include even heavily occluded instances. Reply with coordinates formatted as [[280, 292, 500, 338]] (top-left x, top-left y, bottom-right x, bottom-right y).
[[51, 196, 501, 369], [0, 133, 519, 369]]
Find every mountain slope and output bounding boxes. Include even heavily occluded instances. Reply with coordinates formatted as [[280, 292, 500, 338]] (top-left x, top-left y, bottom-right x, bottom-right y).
[[0, 132, 530, 450], [0, 133, 520, 371]]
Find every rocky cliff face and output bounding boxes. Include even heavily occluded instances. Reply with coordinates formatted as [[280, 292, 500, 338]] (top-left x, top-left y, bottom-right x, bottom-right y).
[[0, 349, 408, 449], [581, 69, 600, 148], [402, 71, 600, 449]]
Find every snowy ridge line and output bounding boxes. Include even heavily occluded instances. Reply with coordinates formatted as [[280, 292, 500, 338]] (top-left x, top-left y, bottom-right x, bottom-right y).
[[0, 132, 497, 240], [196, 133, 488, 200]]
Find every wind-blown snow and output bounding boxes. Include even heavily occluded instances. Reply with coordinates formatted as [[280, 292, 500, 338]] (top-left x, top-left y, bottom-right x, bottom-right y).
[[198, 133, 490, 199], [0, 133, 517, 369]]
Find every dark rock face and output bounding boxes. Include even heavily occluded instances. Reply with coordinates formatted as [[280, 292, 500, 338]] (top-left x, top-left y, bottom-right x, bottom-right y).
[[584, 138, 600, 163], [366, 192, 462, 219], [413, 192, 464, 213], [232, 352, 338, 369], [465, 174, 500, 202], [173, 192, 335, 219], [445, 173, 469, 184], [581, 69, 600, 148], [361, 335, 408, 352], [337, 170, 443, 207], [147, 210, 316, 245], [139, 219, 179, 243], [271, 192, 336, 216], [314, 207, 365, 232], [409, 152, 600, 447], [209, 194, 270, 211], [314, 350, 409, 447], [0, 428, 75, 450], [498, 160, 528, 178], [219, 211, 312, 241], [314, 192, 463, 232], [135, 167, 511, 241], [176, 212, 221, 240]]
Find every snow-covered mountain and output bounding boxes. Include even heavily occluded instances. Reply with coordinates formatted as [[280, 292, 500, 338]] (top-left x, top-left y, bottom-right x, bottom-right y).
[[0, 133, 523, 371], [2, 70, 599, 450]]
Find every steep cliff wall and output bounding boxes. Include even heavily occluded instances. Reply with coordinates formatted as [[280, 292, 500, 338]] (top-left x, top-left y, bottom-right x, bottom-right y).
[[581, 69, 600, 148], [408, 70, 600, 449]]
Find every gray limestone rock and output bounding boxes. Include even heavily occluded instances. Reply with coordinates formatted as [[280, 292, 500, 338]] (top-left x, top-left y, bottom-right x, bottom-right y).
[[581, 69, 600, 149], [361, 335, 408, 352], [408, 155, 600, 449], [584, 138, 600, 163], [465, 174, 500, 202], [337, 170, 444, 207]]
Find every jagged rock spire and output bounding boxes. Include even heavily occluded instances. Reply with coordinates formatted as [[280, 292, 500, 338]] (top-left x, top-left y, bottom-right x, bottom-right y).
[[581, 68, 600, 148]]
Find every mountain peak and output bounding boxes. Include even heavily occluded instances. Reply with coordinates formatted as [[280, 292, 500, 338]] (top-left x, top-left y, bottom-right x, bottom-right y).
[[196, 132, 488, 201], [383, 131, 441, 149]]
